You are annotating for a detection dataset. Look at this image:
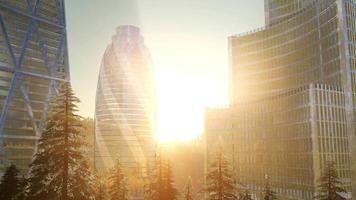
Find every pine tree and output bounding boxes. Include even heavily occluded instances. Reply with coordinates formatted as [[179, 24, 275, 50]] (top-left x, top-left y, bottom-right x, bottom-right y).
[[163, 161, 178, 200], [26, 82, 95, 200], [239, 189, 252, 200], [183, 177, 194, 200], [14, 177, 28, 200], [95, 184, 107, 200], [95, 183, 108, 200], [0, 164, 22, 199], [205, 145, 236, 200], [128, 162, 146, 198], [145, 152, 178, 200], [109, 160, 129, 200], [316, 161, 346, 200], [93, 172, 109, 200], [263, 175, 277, 200]]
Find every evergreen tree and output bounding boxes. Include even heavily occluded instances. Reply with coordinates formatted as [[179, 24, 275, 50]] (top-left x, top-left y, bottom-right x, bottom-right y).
[[239, 189, 252, 200], [109, 160, 129, 200], [145, 152, 178, 200], [14, 177, 28, 200], [0, 164, 22, 199], [26, 82, 95, 200], [93, 172, 109, 200], [94, 181, 108, 200], [128, 162, 146, 198], [183, 177, 194, 200], [163, 161, 178, 200], [205, 145, 236, 200], [95, 184, 107, 200], [263, 175, 277, 200], [316, 161, 346, 200]]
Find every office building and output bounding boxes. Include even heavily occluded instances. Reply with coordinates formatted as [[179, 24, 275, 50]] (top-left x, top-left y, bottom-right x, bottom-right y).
[[0, 0, 70, 173], [94, 26, 155, 176], [206, 0, 356, 198]]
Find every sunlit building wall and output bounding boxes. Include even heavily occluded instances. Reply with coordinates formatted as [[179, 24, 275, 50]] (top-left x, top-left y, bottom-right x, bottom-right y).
[[230, 0, 352, 103], [206, 84, 351, 199], [0, 0, 70, 173], [94, 26, 155, 177], [207, 0, 356, 198], [264, 0, 316, 25]]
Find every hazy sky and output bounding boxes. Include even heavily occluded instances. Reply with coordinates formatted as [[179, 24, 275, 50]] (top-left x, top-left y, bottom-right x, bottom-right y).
[[66, 0, 264, 140]]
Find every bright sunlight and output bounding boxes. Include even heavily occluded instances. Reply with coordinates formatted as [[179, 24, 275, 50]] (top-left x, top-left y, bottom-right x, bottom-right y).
[[151, 35, 229, 142]]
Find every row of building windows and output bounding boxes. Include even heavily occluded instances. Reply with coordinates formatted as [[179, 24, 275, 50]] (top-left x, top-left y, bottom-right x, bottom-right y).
[[0, 0, 62, 24]]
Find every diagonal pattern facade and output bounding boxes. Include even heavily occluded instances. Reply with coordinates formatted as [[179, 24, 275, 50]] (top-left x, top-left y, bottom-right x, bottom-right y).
[[94, 25, 155, 175], [0, 0, 70, 173]]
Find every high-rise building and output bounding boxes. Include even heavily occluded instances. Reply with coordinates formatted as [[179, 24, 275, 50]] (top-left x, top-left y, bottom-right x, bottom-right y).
[[264, 0, 316, 25], [0, 0, 70, 173], [94, 26, 155, 176], [206, 0, 356, 199]]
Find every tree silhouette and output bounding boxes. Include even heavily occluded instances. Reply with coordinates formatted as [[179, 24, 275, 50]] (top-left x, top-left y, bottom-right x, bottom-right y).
[[109, 160, 129, 200], [184, 177, 194, 200], [93, 171, 109, 200], [205, 145, 236, 200], [94, 181, 108, 200], [126, 162, 146, 198], [239, 189, 252, 200], [14, 176, 28, 200], [316, 161, 346, 200], [146, 151, 178, 200], [263, 175, 277, 200], [26, 82, 95, 200], [0, 164, 22, 199]]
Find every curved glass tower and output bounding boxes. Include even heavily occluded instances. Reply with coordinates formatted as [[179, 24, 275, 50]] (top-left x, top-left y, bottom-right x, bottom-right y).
[[94, 25, 155, 174], [0, 0, 70, 173]]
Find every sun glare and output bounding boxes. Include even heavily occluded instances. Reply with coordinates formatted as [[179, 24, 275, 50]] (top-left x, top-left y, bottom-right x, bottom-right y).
[[155, 70, 228, 143], [143, 32, 229, 143]]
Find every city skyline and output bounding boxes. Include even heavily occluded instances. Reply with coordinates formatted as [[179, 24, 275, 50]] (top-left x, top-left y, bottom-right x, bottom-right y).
[[0, 1, 353, 200], [65, 0, 264, 141]]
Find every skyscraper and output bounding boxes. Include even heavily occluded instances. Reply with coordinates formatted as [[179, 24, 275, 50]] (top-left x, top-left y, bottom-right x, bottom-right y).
[[206, 0, 356, 198], [94, 26, 155, 176], [0, 0, 70, 173], [264, 0, 315, 25]]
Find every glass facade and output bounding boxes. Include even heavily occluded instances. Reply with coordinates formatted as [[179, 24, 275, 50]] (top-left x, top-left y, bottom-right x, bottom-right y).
[[0, 0, 70, 174], [94, 26, 155, 176], [265, 0, 316, 25], [230, 0, 347, 102], [206, 84, 351, 199], [207, 0, 356, 199]]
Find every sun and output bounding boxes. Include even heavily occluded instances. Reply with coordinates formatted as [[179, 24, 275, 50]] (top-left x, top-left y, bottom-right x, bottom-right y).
[[145, 32, 229, 143], [154, 70, 228, 143]]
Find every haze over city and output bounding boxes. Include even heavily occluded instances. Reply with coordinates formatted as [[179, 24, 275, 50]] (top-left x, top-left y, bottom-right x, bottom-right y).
[[0, 0, 354, 199], [66, 0, 264, 141]]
